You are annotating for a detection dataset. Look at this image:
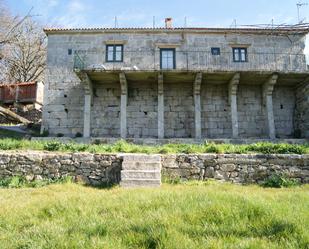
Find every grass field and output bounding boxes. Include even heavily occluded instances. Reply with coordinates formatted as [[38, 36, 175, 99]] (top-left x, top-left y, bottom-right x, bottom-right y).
[[0, 182, 308, 249]]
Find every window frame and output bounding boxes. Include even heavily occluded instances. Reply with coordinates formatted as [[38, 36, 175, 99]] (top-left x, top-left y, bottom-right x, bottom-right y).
[[160, 48, 176, 70], [211, 47, 221, 56], [232, 47, 248, 62], [105, 44, 124, 62]]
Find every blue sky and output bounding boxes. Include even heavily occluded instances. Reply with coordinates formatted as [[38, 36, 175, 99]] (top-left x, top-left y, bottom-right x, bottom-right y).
[[5, 0, 309, 57]]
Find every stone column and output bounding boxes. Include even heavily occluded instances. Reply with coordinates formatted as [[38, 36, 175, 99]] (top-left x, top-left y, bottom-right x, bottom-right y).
[[263, 74, 278, 139], [228, 73, 240, 138], [193, 72, 202, 139], [81, 73, 93, 138], [119, 72, 128, 138], [158, 73, 164, 139]]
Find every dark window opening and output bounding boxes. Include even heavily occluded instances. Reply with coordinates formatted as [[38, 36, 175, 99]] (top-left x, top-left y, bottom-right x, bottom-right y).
[[160, 48, 176, 70], [64, 94, 67, 98], [68, 49, 72, 55], [280, 104, 283, 109], [211, 47, 220, 55], [144, 112, 148, 116], [64, 108, 68, 113], [106, 44, 123, 62], [232, 47, 247, 62]]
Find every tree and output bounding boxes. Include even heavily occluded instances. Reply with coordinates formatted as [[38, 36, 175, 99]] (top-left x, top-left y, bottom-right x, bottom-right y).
[[0, 0, 46, 83]]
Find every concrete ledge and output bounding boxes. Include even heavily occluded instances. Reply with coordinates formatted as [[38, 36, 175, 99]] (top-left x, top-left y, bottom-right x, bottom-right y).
[[32, 137, 309, 145]]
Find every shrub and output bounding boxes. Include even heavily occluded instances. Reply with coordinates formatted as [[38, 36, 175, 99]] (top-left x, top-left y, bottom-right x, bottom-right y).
[[40, 129, 49, 137], [43, 141, 61, 151], [62, 143, 89, 152], [247, 143, 306, 155], [261, 174, 300, 188], [204, 144, 223, 154]]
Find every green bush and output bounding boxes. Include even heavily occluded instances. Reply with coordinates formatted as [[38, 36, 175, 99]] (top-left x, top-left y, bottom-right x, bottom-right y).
[[247, 143, 306, 154], [62, 143, 89, 152], [204, 144, 223, 153], [43, 141, 61, 151], [262, 174, 300, 188], [40, 129, 49, 137]]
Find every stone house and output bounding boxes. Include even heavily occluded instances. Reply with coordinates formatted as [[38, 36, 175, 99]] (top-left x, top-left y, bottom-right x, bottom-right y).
[[42, 19, 309, 139]]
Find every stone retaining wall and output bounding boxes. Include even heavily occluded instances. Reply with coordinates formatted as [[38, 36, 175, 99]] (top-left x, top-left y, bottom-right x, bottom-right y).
[[0, 152, 122, 186], [162, 154, 309, 183], [0, 152, 308, 185]]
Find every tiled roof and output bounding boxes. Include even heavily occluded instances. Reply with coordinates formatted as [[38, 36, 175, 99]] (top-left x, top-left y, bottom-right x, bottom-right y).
[[43, 26, 309, 34]]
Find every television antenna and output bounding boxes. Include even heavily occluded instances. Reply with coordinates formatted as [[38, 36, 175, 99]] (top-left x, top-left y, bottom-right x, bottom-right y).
[[297, 2, 308, 23]]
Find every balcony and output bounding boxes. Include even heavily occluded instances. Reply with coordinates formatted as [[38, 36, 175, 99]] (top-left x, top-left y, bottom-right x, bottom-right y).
[[73, 50, 308, 73]]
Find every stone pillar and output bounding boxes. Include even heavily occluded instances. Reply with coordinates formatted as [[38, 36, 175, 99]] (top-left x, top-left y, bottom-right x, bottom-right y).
[[228, 73, 240, 138], [158, 73, 164, 139], [83, 94, 91, 138], [263, 73, 278, 139], [120, 73, 128, 138], [81, 73, 93, 138], [193, 72, 202, 139]]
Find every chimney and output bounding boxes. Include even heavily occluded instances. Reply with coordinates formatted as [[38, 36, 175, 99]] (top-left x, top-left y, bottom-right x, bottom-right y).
[[165, 18, 173, 28]]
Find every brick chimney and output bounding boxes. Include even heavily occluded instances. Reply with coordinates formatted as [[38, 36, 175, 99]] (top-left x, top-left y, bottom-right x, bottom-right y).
[[165, 18, 173, 28]]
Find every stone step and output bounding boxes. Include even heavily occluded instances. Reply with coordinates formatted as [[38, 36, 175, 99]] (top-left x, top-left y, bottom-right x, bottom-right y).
[[122, 161, 161, 171], [120, 178, 161, 188], [121, 170, 161, 179], [121, 154, 161, 163]]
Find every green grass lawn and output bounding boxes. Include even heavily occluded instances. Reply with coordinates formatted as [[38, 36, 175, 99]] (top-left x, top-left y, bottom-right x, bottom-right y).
[[0, 182, 308, 249], [0, 139, 308, 154]]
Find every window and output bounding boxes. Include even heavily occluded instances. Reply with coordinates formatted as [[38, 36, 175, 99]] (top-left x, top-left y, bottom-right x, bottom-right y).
[[68, 49, 72, 55], [106, 44, 123, 62], [160, 48, 175, 69], [211, 47, 220, 55], [233, 48, 247, 62]]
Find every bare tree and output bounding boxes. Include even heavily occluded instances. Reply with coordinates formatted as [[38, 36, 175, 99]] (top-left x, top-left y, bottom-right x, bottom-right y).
[[0, 0, 46, 83]]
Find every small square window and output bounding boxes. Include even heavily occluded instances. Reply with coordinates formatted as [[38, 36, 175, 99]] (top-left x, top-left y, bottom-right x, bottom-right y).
[[106, 45, 123, 62], [211, 47, 220, 55], [68, 49, 72, 55]]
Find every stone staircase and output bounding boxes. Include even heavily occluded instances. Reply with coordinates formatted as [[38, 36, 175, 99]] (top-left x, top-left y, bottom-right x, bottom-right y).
[[120, 154, 161, 187]]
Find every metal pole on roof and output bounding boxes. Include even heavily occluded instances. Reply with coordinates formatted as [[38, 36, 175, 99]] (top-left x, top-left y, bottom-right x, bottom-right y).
[[297, 2, 308, 23], [114, 16, 118, 28]]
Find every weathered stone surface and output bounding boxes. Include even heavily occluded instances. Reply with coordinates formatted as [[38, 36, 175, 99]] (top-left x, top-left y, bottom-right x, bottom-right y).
[[0, 152, 308, 185], [161, 154, 309, 183], [0, 151, 121, 185], [42, 30, 308, 139]]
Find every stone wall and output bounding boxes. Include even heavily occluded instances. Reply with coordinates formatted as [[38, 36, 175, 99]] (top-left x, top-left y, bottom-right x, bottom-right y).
[[237, 85, 266, 137], [273, 86, 295, 138], [91, 82, 120, 137], [201, 84, 231, 138], [295, 83, 309, 138], [127, 81, 158, 138], [0, 152, 308, 185], [162, 154, 309, 183], [0, 152, 122, 185], [164, 82, 194, 138]]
